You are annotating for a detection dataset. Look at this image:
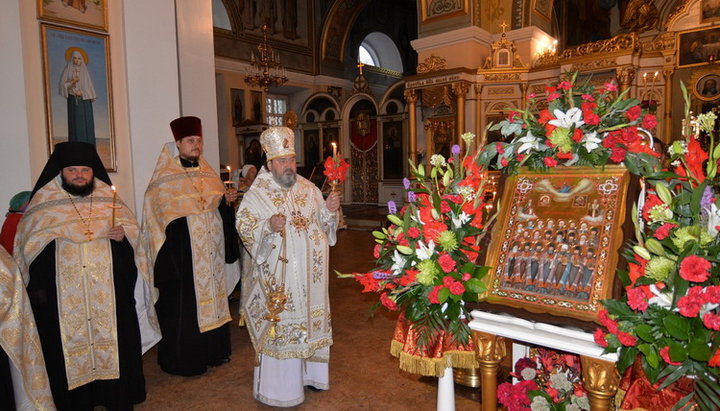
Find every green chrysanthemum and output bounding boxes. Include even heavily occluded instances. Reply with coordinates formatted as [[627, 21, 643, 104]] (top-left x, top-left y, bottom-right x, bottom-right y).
[[549, 127, 573, 153], [647, 204, 673, 223], [416, 260, 438, 285], [436, 230, 458, 252], [644, 256, 675, 282], [671, 225, 714, 250]]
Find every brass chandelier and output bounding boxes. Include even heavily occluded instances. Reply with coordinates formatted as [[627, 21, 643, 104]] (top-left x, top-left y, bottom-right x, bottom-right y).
[[245, 24, 288, 92]]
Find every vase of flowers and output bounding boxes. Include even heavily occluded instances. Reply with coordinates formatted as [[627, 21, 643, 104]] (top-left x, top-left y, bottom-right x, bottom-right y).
[[498, 348, 590, 411], [343, 132, 495, 375], [481, 71, 661, 176], [594, 106, 720, 410]]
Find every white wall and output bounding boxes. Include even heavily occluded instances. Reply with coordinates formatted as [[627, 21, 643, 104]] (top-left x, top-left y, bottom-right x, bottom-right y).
[[0, 0, 32, 211]]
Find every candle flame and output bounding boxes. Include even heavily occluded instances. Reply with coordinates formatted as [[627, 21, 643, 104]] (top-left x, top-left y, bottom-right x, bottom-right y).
[[111, 185, 116, 192]]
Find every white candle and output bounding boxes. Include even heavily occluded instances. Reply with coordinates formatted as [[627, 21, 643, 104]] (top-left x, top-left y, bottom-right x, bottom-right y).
[[332, 142, 337, 158], [110, 185, 117, 227]]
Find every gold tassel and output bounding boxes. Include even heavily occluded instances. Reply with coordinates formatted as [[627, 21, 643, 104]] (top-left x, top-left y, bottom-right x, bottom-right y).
[[268, 322, 276, 339], [238, 312, 246, 327]]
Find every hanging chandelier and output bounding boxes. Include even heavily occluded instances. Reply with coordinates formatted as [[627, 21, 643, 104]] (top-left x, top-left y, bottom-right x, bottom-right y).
[[245, 24, 288, 92]]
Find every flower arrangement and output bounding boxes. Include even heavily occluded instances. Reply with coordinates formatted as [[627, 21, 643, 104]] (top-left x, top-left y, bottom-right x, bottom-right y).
[[481, 72, 661, 176], [346, 133, 493, 347], [323, 154, 350, 189], [594, 104, 720, 410], [498, 348, 589, 411]]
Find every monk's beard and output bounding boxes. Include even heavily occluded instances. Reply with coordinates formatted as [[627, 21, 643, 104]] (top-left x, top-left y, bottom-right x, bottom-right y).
[[272, 168, 296, 188], [61, 177, 95, 197]]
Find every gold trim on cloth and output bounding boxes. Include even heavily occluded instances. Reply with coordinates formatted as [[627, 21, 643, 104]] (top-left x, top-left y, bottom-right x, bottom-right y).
[[15, 178, 160, 389], [0, 249, 54, 411], [238, 169, 336, 361], [56, 239, 119, 389], [142, 143, 230, 332]]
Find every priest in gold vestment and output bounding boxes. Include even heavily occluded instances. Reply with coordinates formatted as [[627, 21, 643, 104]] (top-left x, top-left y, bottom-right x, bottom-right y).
[[142, 116, 240, 376], [0, 246, 54, 410], [14, 142, 160, 410], [237, 127, 340, 407]]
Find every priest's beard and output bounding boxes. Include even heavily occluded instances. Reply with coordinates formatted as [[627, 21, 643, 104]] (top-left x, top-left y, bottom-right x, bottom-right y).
[[272, 168, 297, 189], [62, 177, 95, 197]]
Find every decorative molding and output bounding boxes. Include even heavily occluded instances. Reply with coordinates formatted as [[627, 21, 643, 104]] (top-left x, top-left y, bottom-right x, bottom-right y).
[[482, 72, 522, 81], [403, 89, 418, 105], [421, 0, 468, 22], [570, 59, 617, 72], [533, 33, 639, 68], [417, 54, 448, 73], [642, 31, 676, 53], [487, 86, 516, 96], [472, 331, 508, 363], [452, 81, 470, 96], [365, 65, 403, 78], [663, 0, 693, 30]]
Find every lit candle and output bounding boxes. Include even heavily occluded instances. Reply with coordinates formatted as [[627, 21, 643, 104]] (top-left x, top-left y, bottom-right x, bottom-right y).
[[110, 185, 117, 227], [332, 142, 337, 158], [226, 165, 232, 181]]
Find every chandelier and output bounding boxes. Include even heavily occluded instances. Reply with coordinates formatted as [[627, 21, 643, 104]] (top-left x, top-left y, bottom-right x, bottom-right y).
[[245, 24, 288, 92]]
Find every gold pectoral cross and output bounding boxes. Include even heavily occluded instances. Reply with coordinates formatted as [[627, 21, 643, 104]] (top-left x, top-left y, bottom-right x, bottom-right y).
[[84, 229, 94, 241], [198, 197, 206, 207]]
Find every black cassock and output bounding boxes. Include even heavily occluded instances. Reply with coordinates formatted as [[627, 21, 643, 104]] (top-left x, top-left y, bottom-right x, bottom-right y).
[[26, 239, 145, 411], [0, 346, 14, 410], [154, 199, 239, 376]]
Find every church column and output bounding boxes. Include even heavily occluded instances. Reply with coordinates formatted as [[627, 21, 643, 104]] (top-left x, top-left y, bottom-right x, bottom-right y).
[[475, 84, 484, 147], [453, 82, 470, 146], [662, 68, 674, 143], [580, 356, 620, 411], [616, 66, 636, 98], [472, 330, 508, 411], [521, 83, 528, 110], [404, 89, 418, 163]]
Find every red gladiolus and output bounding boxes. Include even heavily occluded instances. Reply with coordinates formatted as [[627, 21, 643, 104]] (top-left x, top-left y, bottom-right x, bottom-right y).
[[609, 146, 627, 163], [641, 194, 664, 222], [496, 142, 505, 154], [659, 346, 682, 366], [617, 332, 637, 347], [557, 151, 574, 160], [625, 105, 642, 121], [557, 80, 572, 90], [642, 114, 657, 129], [572, 128, 583, 143], [538, 109, 554, 124], [380, 293, 398, 310], [547, 92, 561, 102], [543, 157, 558, 167], [593, 328, 608, 347], [604, 82, 618, 92], [500, 157, 509, 167], [685, 138, 709, 182], [581, 94, 595, 102], [427, 285, 443, 304], [422, 220, 447, 242], [323, 156, 350, 182], [355, 272, 380, 293], [507, 111, 520, 121], [710, 348, 720, 367], [400, 269, 418, 286], [373, 244, 381, 259], [679, 255, 712, 282]]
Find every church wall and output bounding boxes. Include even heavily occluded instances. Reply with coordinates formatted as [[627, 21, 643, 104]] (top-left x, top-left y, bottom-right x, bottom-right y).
[[0, 0, 33, 212]]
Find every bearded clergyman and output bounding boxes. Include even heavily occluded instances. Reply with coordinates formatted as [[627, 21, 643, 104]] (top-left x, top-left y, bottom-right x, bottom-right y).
[[14, 142, 160, 410], [236, 126, 340, 407]]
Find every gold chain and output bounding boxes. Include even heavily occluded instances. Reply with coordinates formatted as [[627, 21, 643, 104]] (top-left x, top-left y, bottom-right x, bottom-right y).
[[183, 165, 207, 208], [67, 193, 94, 241]]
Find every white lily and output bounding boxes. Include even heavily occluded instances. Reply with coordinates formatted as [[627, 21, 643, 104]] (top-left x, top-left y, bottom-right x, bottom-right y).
[[516, 130, 540, 154], [581, 131, 602, 152], [647, 284, 673, 309], [548, 107, 585, 129], [415, 240, 436, 261], [451, 211, 472, 229], [708, 203, 720, 237], [390, 250, 406, 274]]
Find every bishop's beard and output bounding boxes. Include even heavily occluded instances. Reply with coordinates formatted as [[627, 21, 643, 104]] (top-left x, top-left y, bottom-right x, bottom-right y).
[[62, 177, 95, 197]]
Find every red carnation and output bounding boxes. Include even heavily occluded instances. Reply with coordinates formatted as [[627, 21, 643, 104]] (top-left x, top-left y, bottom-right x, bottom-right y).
[[500, 157, 509, 167], [641, 194, 664, 222], [438, 254, 457, 273], [581, 94, 595, 102], [373, 244, 382, 259], [543, 157, 558, 167], [659, 346, 682, 366], [407, 226, 420, 239], [584, 112, 600, 126], [572, 128, 584, 142], [448, 281, 465, 295], [653, 223, 677, 240], [703, 312, 720, 330], [625, 105, 642, 121], [547, 92, 561, 102], [557, 151, 574, 160], [679, 255, 712, 282], [609, 146, 627, 163], [627, 287, 649, 312], [496, 142, 505, 154], [557, 80, 572, 90], [617, 332, 637, 347], [642, 114, 657, 129], [462, 272, 471, 281], [678, 287, 704, 317], [598, 310, 619, 334], [427, 285, 443, 304], [593, 328, 608, 347]]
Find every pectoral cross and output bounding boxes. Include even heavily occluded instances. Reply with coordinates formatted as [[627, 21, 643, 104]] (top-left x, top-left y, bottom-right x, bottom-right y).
[[198, 197, 207, 208], [84, 229, 93, 241]]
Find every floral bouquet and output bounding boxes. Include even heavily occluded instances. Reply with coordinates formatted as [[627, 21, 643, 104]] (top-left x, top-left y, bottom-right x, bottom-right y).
[[481, 71, 661, 176], [323, 154, 350, 192], [498, 348, 589, 411], [346, 132, 493, 349], [594, 107, 720, 410]]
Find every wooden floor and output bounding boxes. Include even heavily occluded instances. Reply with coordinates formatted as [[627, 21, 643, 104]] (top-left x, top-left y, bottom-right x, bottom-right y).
[[136, 229, 483, 410]]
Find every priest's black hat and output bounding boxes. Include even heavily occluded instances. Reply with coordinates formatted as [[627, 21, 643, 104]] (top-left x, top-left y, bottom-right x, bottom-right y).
[[31, 142, 111, 199], [170, 116, 202, 141]]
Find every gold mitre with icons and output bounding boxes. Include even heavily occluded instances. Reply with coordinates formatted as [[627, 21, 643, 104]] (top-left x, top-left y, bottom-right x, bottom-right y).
[[260, 126, 296, 160]]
